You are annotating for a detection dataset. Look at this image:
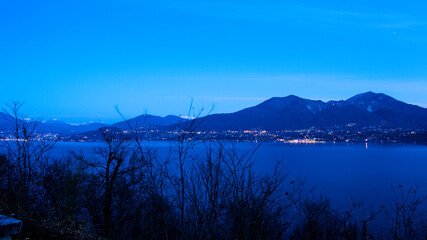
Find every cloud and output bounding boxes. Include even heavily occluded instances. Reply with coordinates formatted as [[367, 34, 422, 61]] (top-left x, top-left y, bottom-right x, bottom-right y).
[[164, 95, 268, 101], [208, 97, 268, 101]]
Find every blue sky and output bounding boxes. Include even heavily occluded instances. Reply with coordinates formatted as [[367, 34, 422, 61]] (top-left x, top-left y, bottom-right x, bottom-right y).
[[1, 0, 427, 123]]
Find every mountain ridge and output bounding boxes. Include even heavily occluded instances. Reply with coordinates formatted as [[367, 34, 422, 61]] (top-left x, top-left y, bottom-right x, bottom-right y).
[[180, 92, 427, 131], [0, 112, 184, 136], [1, 92, 426, 137]]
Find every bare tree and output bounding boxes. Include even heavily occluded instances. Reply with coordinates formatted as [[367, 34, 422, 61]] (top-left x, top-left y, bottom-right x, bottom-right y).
[[383, 185, 427, 239], [0, 101, 56, 215], [186, 142, 229, 239], [115, 107, 177, 239], [185, 140, 293, 239], [77, 127, 146, 239], [165, 100, 211, 238]]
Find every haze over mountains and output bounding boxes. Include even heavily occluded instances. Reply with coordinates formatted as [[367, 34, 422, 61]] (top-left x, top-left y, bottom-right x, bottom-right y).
[[1, 92, 426, 137]]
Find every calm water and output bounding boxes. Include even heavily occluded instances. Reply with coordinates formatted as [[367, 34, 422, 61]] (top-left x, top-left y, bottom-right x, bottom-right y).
[[52, 141, 427, 209]]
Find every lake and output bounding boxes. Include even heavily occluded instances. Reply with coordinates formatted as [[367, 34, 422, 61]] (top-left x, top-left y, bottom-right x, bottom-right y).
[[52, 141, 427, 211]]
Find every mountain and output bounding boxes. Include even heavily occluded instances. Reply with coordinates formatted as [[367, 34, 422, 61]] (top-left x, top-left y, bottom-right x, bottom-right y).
[[0, 111, 185, 137], [345, 92, 427, 128], [112, 114, 184, 129], [0, 112, 11, 130], [66, 115, 185, 141], [0, 114, 107, 136], [38, 120, 107, 135], [182, 92, 427, 131], [65, 126, 124, 141]]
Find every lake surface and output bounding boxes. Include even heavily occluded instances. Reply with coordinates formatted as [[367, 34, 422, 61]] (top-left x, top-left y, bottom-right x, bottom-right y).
[[52, 141, 427, 210]]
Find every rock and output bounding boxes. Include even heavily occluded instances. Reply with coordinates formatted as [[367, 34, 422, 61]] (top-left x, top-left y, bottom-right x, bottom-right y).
[[0, 215, 22, 238]]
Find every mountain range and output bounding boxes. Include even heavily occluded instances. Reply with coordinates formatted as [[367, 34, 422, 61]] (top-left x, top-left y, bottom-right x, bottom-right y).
[[1, 92, 426, 137], [0, 113, 107, 136], [0, 113, 183, 136], [179, 91, 427, 131]]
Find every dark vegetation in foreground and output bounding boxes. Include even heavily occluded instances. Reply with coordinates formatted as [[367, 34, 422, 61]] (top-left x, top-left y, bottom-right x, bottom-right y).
[[0, 102, 426, 240]]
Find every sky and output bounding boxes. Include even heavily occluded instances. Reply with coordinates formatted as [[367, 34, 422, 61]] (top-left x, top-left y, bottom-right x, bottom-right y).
[[1, 0, 427, 123]]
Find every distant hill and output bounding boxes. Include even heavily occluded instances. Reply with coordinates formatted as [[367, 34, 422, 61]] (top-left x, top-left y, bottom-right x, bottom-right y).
[[181, 92, 427, 131], [0, 111, 185, 137], [67, 115, 185, 141], [0, 112, 13, 135], [0, 113, 106, 136], [112, 114, 184, 129], [37, 120, 107, 135]]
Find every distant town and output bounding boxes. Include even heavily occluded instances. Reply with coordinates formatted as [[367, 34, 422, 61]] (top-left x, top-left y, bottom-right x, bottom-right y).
[[1, 126, 422, 145], [62, 127, 427, 144]]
